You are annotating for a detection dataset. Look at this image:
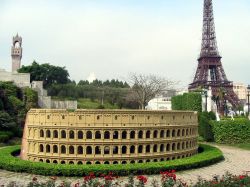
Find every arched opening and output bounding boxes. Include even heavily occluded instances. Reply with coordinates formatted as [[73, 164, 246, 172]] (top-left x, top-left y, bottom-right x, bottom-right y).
[[146, 145, 150, 153], [138, 145, 143, 153], [39, 144, 44, 152], [53, 145, 58, 153], [146, 130, 150, 138], [153, 144, 158, 152], [78, 131, 83, 139], [46, 130, 51, 138], [130, 145, 135, 154], [86, 161, 91, 165], [95, 131, 101, 139], [40, 130, 44, 138], [166, 130, 170, 137], [104, 131, 110, 139], [153, 130, 158, 138], [78, 146, 83, 154], [166, 144, 170, 151], [160, 144, 164, 152], [113, 146, 118, 154], [122, 131, 127, 139], [77, 161, 83, 165], [69, 146, 74, 154], [172, 143, 176, 151], [113, 131, 118, 139], [86, 146, 92, 154], [104, 161, 110, 164], [130, 131, 135, 139], [69, 130, 75, 139], [186, 129, 189, 136], [186, 142, 189, 148], [121, 161, 127, 164], [95, 146, 101, 154], [46, 145, 50, 153], [172, 130, 175, 137], [138, 160, 143, 163], [138, 130, 143, 139], [39, 159, 43, 162], [182, 142, 185, 149], [113, 161, 118, 164], [130, 160, 135, 164], [160, 158, 164, 162], [95, 161, 100, 164], [46, 159, 50, 163], [69, 161, 74, 164], [53, 160, 58, 164], [53, 130, 58, 138], [153, 159, 158, 162], [61, 145, 66, 154], [177, 129, 181, 137], [177, 143, 180, 150], [86, 131, 92, 139], [104, 146, 110, 154], [160, 130, 164, 138], [182, 129, 185, 136], [61, 161, 66, 164], [146, 159, 150, 163], [61, 130, 66, 139], [122, 146, 127, 154]]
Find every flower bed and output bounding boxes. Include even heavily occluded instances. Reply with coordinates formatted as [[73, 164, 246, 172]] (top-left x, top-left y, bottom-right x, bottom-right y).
[[0, 144, 223, 177]]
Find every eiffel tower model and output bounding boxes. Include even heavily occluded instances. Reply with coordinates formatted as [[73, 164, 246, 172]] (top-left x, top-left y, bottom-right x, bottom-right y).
[[189, 0, 240, 112]]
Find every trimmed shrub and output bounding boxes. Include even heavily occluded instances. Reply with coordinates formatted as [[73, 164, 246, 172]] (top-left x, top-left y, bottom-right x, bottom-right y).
[[172, 92, 202, 112], [0, 144, 223, 177], [211, 119, 250, 144], [198, 112, 216, 142]]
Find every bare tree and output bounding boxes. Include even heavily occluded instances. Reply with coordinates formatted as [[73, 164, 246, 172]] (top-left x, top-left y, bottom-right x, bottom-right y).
[[128, 73, 176, 109]]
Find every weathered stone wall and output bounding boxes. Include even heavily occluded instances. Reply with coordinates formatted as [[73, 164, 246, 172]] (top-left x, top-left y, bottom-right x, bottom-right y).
[[0, 69, 30, 87], [21, 109, 198, 165]]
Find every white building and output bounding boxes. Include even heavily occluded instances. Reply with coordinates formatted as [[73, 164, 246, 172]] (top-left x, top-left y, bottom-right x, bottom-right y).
[[146, 96, 172, 110]]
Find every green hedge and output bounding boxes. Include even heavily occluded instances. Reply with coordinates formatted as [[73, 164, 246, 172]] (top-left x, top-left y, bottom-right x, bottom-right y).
[[172, 92, 202, 112], [0, 144, 223, 177], [0, 131, 14, 143], [211, 119, 250, 144]]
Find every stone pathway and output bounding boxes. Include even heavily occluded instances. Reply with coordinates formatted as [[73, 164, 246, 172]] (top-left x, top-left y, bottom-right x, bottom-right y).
[[0, 144, 250, 186]]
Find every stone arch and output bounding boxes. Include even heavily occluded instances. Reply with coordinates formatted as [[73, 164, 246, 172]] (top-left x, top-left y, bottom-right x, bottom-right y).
[[95, 161, 100, 164], [95, 146, 101, 154], [69, 130, 75, 139], [40, 130, 44, 138], [61, 161, 66, 164], [160, 158, 164, 162], [53, 160, 58, 164], [138, 145, 143, 153], [39, 144, 44, 152], [160, 144, 164, 152], [46, 130, 51, 138], [39, 159, 43, 162], [86, 161, 91, 165], [53, 130, 58, 138], [61, 130, 66, 139], [130, 160, 135, 164], [146, 159, 150, 163], [113, 161, 118, 164], [130, 131, 135, 139], [166, 130, 170, 137], [130, 145, 135, 154], [86, 131, 92, 139], [78, 146, 83, 154], [146, 130, 150, 138], [95, 131, 101, 139], [138, 160, 143, 163], [121, 161, 127, 164], [160, 130, 164, 138], [104, 146, 110, 154], [146, 145, 150, 153], [113, 131, 119, 139], [182, 142, 185, 149], [166, 144, 170, 151], [122, 131, 127, 139], [104, 131, 110, 139], [46, 145, 50, 153], [61, 145, 66, 154], [69, 161, 74, 164], [177, 129, 181, 137], [138, 130, 143, 139], [153, 130, 158, 138], [172, 143, 176, 151], [78, 131, 83, 139], [77, 161, 83, 165], [86, 146, 92, 154], [177, 142, 181, 150], [153, 159, 158, 162], [104, 161, 110, 164], [186, 129, 189, 136], [186, 141, 189, 148], [53, 145, 58, 153], [122, 146, 127, 154], [113, 146, 118, 154], [182, 129, 185, 136], [153, 144, 158, 152], [172, 129, 175, 137], [46, 159, 50, 163]]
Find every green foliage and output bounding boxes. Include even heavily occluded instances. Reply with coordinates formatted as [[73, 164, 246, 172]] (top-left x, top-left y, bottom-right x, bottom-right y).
[[0, 131, 14, 143], [211, 119, 250, 144], [172, 92, 202, 112], [198, 112, 216, 142], [0, 144, 223, 177], [23, 88, 38, 110], [18, 61, 70, 88]]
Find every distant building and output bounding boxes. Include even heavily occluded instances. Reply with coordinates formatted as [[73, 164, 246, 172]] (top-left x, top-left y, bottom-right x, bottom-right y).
[[233, 83, 247, 104], [146, 96, 172, 110]]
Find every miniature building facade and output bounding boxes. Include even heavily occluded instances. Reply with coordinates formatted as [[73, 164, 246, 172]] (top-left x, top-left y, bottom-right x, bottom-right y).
[[21, 109, 198, 165]]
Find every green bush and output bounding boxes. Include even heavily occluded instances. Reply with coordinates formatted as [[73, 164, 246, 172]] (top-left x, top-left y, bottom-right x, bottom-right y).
[[0, 144, 223, 177], [0, 131, 14, 143], [198, 112, 216, 142], [172, 92, 202, 112], [211, 119, 250, 144]]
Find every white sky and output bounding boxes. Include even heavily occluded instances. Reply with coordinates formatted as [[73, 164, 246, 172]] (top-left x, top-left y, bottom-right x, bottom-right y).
[[0, 0, 250, 87]]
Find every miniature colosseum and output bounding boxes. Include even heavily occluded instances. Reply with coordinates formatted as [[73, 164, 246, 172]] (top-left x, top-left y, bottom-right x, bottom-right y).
[[21, 109, 198, 165]]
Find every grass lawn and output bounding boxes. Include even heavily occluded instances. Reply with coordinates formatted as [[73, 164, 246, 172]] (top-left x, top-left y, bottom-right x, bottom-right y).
[[77, 98, 119, 109]]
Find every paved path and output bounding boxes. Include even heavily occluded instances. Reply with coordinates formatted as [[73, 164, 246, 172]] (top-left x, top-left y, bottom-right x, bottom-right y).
[[0, 145, 250, 186]]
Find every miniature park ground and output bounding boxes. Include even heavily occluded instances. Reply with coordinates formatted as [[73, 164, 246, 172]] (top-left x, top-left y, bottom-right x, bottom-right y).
[[0, 143, 250, 186]]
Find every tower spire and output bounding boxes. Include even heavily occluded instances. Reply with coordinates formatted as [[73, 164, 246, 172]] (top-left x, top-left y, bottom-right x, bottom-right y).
[[200, 0, 220, 58]]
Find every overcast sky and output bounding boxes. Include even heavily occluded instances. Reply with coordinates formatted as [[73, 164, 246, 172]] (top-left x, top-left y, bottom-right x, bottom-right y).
[[0, 0, 250, 87]]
